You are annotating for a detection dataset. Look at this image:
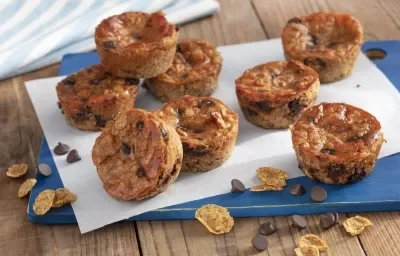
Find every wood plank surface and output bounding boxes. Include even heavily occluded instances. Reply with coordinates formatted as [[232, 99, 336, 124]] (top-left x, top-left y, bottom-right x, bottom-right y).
[[1, 0, 400, 255]]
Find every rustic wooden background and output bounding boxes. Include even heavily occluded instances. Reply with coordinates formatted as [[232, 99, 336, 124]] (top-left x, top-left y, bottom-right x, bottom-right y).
[[1, 0, 400, 255]]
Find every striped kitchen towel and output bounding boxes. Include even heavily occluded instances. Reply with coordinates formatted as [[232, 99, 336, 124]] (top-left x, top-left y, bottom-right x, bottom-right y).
[[0, 0, 220, 80]]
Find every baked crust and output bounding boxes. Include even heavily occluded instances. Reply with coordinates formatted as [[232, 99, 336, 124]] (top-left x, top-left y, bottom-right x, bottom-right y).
[[95, 11, 178, 78], [144, 39, 222, 102], [291, 103, 384, 184], [153, 96, 239, 172], [92, 108, 183, 200], [56, 64, 139, 131], [235, 61, 320, 129], [282, 12, 363, 83]]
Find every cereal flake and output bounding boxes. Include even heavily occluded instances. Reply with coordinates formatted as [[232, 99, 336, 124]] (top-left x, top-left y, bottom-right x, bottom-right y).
[[257, 167, 288, 187], [299, 234, 328, 252], [343, 215, 372, 236], [250, 184, 283, 192], [33, 189, 55, 215], [6, 163, 28, 178], [18, 178, 37, 198], [52, 188, 77, 208], [195, 204, 234, 234]]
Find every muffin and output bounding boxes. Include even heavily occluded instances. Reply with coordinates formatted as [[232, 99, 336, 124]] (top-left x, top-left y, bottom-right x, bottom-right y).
[[95, 11, 178, 78], [144, 39, 222, 102], [56, 64, 139, 131], [235, 61, 320, 129], [153, 96, 239, 172], [92, 108, 183, 200], [282, 12, 363, 83], [291, 103, 384, 185]]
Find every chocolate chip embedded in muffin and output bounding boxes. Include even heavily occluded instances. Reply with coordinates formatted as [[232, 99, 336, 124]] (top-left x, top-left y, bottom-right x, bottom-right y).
[[92, 108, 183, 200], [291, 103, 384, 185], [95, 11, 178, 78], [154, 96, 239, 172], [144, 40, 222, 102], [282, 12, 363, 83], [236, 61, 320, 129]]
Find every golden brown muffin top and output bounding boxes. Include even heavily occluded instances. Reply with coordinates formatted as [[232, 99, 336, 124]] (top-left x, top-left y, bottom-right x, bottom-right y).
[[152, 39, 222, 84], [282, 12, 363, 60], [95, 11, 177, 53], [153, 96, 238, 150], [56, 64, 139, 112], [92, 109, 173, 200], [291, 103, 383, 160], [235, 61, 319, 103]]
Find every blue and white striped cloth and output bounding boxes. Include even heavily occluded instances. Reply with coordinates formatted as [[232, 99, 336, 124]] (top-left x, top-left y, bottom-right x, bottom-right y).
[[0, 0, 219, 80]]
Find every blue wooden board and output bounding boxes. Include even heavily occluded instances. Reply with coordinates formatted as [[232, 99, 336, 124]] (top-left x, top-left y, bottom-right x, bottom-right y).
[[28, 41, 400, 224]]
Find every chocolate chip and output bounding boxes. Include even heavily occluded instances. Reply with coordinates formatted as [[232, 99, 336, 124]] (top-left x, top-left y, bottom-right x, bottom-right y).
[[175, 25, 180, 32], [255, 101, 272, 112], [288, 17, 301, 24], [62, 76, 76, 86], [177, 108, 185, 117], [251, 234, 268, 251], [320, 148, 334, 155], [333, 212, 339, 224], [271, 74, 277, 79], [121, 143, 131, 155], [303, 57, 327, 69], [66, 149, 81, 163], [193, 128, 204, 134], [310, 35, 319, 45], [132, 33, 142, 40], [320, 213, 336, 229], [53, 142, 70, 155], [103, 41, 117, 49], [290, 184, 306, 196], [311, 185, 327, 202], [231, 179, 245, 193], [346, 136, 360, 142], [90, 79, 101, 85], [327, 42, 338, 48], [136, 167, 146, 178], [180, 73, 188, 78], [306, 116, 314, 123], [292, 215, 307, 229], [327, 164, 346, 181], [95, 115, 106, 128], [197, 99, 215, 108], [136, 121, 144, 131], [125, 78, 139, 86], [347, 170, 367, 183], [182, 142, 208, 156], [357, 84, 361, 88], [37, 163, 52, 176], [74, 112, 90, 122], [245, 108, 258, 116], [259, 221, 276, 236], [57, 102, 62, 109], [288, 99, 303, 115]]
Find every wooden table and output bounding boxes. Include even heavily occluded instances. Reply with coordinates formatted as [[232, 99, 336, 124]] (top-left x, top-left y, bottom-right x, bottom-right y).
[[2, 0, 400, 255]]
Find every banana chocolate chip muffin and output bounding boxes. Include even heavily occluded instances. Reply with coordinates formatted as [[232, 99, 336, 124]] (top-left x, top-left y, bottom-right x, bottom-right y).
[[291, 103, 384, 185], [92, 108, 183, 200], [56, 64, 139, 131], [282, 12, 363, 83], [95, 11, 178, 78], [235, 61, 320, 129], [153, 96, 239, 172], [144, 39, 222, 102]]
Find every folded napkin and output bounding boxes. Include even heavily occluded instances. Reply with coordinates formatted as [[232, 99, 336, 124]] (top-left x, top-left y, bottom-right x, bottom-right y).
[[0, 0, 219, 80]]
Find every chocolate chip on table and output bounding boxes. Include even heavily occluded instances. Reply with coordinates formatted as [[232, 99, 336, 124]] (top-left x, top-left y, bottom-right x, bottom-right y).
[[53, 142, 70, 155], [357, 84, 361, 88], [231, 179, 245, 193], [320, 212, 336, 229], [292, 215, 307, 229], [136, 121, 144, 131], [62, 76, 76, 86], [288, 17, 301, 24], [251, 234, 268, 251], [103, 41, 117, 49], [66, 149, 81, 163], [136, 167, 146, 178], [290, 184, 306, 196], [259, 221, 276, 236], [121, 143, 131, 155], [311, 185, 327, 202], [125, 78, 139, 86], [37, 163, 52, 176]]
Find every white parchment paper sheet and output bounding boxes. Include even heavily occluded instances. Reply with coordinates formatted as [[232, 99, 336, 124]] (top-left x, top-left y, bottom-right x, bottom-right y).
[[25, 39, 400, 233]]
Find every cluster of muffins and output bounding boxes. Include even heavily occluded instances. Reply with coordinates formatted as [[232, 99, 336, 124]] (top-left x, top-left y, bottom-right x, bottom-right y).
[[56, 11, 384, 202]]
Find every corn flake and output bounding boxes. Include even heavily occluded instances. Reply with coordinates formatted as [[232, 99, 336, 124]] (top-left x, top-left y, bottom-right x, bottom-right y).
[[257, 167, 288, 187], [195, 204, 234, 235], [295, 245, 320, 256], [6, 163, 28, 178], [343, 215, 372, 236], [52, 188, 77, 208], [299, 234, 328, 252], [33, 189, 55, 215], [250, 184, 283, 192], [18, 178, 37, 198]]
